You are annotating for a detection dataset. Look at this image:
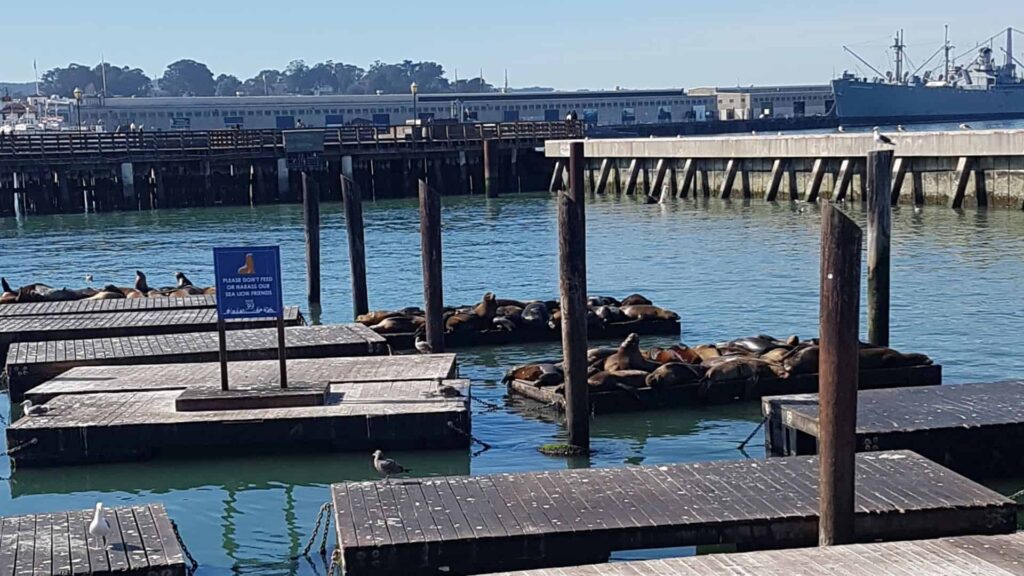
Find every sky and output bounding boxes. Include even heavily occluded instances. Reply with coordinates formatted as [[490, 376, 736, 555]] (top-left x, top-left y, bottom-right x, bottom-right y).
[[1, 0, 1018, 89]]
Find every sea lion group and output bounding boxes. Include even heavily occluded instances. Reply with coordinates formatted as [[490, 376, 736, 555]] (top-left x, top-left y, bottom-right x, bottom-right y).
[[0, 271, 215, 304], [505, 333, 933, 401], [356, 293, 680, 336]]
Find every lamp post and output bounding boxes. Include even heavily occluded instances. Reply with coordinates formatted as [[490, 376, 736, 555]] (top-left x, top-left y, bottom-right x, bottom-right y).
[[410, 81, 419, 123], [73, 87, 83, 132]]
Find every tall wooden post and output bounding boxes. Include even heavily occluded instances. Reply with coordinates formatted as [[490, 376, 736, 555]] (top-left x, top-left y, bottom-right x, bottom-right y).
[[867, 150, 892, 347], [818, 202, 862, 547], [419, 179, 444, 353], [302, 171, 321, 307], [483, 139, 499, 198], [560, 142, 590, 452], [341, 156, 369, 320]]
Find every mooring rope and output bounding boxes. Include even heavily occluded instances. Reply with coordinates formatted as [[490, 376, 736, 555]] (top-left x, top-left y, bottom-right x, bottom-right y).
[[738, 416, 767, 451], [293, 502, 334, 560], [447, 421, 492, 453], [5, 437, 38, 456], [170, 519, 199, 576]]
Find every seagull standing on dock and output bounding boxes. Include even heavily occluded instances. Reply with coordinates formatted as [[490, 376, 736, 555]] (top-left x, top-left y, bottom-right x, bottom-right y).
[[21, 399, 50, 417], [873, 127, 895, 147], [414, 330, 432, 354], [372, 450, 411, 482], [837, 125, 845, 133], [89, 503, 112, 549]]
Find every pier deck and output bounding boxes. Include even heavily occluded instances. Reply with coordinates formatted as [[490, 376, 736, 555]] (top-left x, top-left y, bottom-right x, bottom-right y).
[[7, 355, 468, 467], [0, 503, 186, 576], [0, 295, 215, 317], [489, 533, 1024, 576], [6, 323, 387, 401], [330, 450, 1016, 576], [763, 379, 1024, 477], [509, 365, 941, 414]]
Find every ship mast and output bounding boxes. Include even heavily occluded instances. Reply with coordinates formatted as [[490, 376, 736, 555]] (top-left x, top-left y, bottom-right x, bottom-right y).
[[944, 25, 951, 80], [892, 29, 906, 84]]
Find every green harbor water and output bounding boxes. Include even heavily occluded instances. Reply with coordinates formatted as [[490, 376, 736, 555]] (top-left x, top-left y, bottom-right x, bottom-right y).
[[2, 193, 1024, 574]]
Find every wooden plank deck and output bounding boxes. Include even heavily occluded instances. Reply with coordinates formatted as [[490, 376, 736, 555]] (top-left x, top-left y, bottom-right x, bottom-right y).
[[7, 355, 468, 467], [487, 532, 1024, 576], [5, 323, 387, 401], [0, 295, 215, 317], [763, 379, 1024, 477], [331, 450, 1017, 576], [0, 503, 186, 576], [509, 365, 941, 414]]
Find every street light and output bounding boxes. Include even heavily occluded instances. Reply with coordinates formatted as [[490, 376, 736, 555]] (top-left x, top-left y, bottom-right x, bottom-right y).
[[410, 81, 419, 123], [72, 87, 83, 132]]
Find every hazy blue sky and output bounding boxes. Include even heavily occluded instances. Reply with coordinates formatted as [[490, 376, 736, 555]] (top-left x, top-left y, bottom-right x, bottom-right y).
[[1, 0, 1017, 88]]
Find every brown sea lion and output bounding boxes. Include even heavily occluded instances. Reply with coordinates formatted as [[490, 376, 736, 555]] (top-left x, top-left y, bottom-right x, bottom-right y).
[[496, 305, 523, 318], [356, 310, 402, 326], [495, 298, 528, 308], [1, 277, 14, 294], [782, 345, 820, 375], [620, 305, 679, 322], [520, 302, 549, 329], [785, 335, 800, 347], [135, 271, 152, 294], [372, 316, 423, 334], [587, 347, 618, 365], [729, 336, 784, 355], [620, 294, 653, 306], [604, 333, 660, 372], [553, 370, 644, 399], [503, 363, 547, 384], [760, 347, 792, 365], [694, 345, 721, 362], [447, 292, 498, 332], [588, 295, 621, 307], [703, 356, 788, 383], [89, 285, 126, 300], [669, 345, 704, 364], [646, 363, 705, 389], [594, 305, 624, 323], [859, 348, 933, 369], [174, 272, 205, 295]]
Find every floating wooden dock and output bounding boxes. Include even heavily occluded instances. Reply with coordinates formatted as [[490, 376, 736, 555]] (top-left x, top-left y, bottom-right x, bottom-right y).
[[6, 323, 387, 401], [487, 533, 1024, 576], [7, 354, 468, 467], [0, 503, 186, 576], [331, 450, 1016, 576], [382, 318, 680, 351], [509, 365, 941, 414], [0, 306, 303, 359], [0, 295, 215, 317], [763, 379, 1024, 477]]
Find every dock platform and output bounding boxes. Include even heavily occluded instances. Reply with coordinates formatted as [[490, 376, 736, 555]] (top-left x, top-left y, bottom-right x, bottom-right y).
[[0, 503, 186, 576], [7, 354, 468, 467], [488, 533, 1024, 576], [0, 295, 215, 317], [763, 379, 1024, 477], [510, 365, 941, 414], [5, 323, 387, 401], [331, 450, 1016, 576]]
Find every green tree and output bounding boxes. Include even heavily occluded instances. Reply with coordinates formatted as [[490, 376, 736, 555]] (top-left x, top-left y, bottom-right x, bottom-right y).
[[215, 74, 243, 96], [93, 64, 151, 96], [242, 69, 284, 95], [39, 64, 98, 97], [159, 59, 216, 96]]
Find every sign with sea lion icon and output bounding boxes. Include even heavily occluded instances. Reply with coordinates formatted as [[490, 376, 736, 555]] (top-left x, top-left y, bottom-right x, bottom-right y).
[[213, 246, 284, 320]]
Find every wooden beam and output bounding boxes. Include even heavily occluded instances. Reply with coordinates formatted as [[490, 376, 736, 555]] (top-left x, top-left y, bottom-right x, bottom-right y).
[[766, 159, 785, 201], [623, 159, 641, 196], [302, 171, 321, 307], [719, 159, 738, 199], [951, 156, 972, 209], [698, 168, 710, 197], [787, 162, 800, 200], [890, 157, 908, 205], [418, 179, 444, 353], [867, 150, 893, 347], [678, 159, 695, 198], [594, 159, 612, 195], [975, 165, 988, 208], [834, 159, 854, 202], [652, 159, 670, 203], [561, 142, 589, 451], [341, 157, 368, 320], [807, 158, 826, 203], [548, 159, 565, 193]]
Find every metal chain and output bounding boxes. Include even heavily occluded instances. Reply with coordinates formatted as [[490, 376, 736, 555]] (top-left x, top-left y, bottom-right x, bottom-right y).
[[170, 519, 199, 576], [294, 502, 333, 560], [327, 548, 341, 576], [447, 421, 492, 453], [318, 509, 332, 558], [470, 395, 501, 412], [738, 416, 768, 451], [5, 437, 38, 456]]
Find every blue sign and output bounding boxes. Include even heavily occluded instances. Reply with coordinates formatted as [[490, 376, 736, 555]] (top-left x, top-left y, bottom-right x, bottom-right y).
[[213, 246, 284, 320]]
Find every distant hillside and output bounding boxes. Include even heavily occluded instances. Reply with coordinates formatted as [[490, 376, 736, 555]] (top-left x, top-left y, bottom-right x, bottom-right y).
[[0, 82, 36, 97]]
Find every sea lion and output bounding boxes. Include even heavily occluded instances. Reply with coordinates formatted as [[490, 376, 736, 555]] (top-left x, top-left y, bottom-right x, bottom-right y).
[[495, 298, 528, 309], [493, 317, 516, 332], [594, 305, 624, 323], [0, 278, 16, 304], [356, 310, 402, 326], [604, 333, 660, 372], [1, 278, 13, 294], [859, 347, 933, 369], [703, 356, 788, 383], [496, 305, 523, 319], [782, 345, 820, 375], [520, 302, 550, 329], [646, 363, 705, 389], [371, 316, 422, 334], [553, 370, 644, 399], [587, 346, 617, 365], [669, 345, 704, 365], [135, 271, 153, 294], [620, 305, 679, 322], [176, 272, 193, 288], [447, 292, 498, 332], [693, 345, 721, 362], [760, 347, 792, 365], [399, 306, 424, 316], [503, 362, 557, 384], [729, 336, 784, 355], [173, 272, 205, 296], [620, 294, 653, 306], [588, 295, 621, 307], [785, 335, 800, 347], [89, 285, 126, 300]]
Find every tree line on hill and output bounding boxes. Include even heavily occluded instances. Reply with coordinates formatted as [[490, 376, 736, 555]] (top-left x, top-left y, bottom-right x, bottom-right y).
[[34, 59, 503, 98]]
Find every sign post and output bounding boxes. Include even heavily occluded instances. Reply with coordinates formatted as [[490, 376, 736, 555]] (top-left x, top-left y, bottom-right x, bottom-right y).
[[213, 246, 287, 390]]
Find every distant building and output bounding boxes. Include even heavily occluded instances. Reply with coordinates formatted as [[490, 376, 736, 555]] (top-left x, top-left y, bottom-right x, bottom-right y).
[[690, 85, 833, 120]]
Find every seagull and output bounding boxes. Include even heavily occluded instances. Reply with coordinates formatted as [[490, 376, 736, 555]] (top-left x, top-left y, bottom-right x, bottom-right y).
[[84, 274, 93, 284], [751, 130, 757, 135], [896, 124, 907, 132], [914, 205, 923, 214], [372, 450, 411, 482], [959, 123, 972, 130], [21, 399, 50, 417], [414, 331, 432, 354], [89, 503, 112, 549], [873, 127, 895, 147], [837, 125, 845, 133]]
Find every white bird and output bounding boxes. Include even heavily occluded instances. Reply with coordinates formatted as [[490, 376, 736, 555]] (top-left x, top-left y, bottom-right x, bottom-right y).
[[959, 123, 972, 130], [84, 274, 94, 284], [873, 127, 895, 146], [896, 124, 907, 132], [21, 399, 49, 417], [837, 125, 845, 133], [414, 331, 432, 354], [914, 205, 923, 214], [89, 503, 112, 549], [373, 450, 411, 482], [751, 130, 757, 135]]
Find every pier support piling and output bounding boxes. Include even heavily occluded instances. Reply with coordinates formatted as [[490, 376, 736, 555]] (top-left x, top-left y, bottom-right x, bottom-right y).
[[951, 156, 972, 209], [341, 157, 369, 320], [624, 159, 640, 196], [560, 142, 590, 452], [807, 159, 826, 203], [834, 159, 854, 202], [679, 159, 696, 199], [483, 139, 499, 198], [302, 171, 321, 308], [419, 179, 444, 353], [120, 163, 135, 204], [891, 157, 908, 205], [653, 159, 670, 203], [818, 202, 863, 547], [719, 159, 738, 199], [867, 150, 893, 347], [549, 160, 565, 193], [276, 158, 290, 201], [766, 159, 784, 201], [595, 159, 612, 195]]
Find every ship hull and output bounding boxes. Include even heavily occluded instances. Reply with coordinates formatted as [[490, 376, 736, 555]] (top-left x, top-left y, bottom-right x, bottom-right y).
[[833, 78, 1024, 123]]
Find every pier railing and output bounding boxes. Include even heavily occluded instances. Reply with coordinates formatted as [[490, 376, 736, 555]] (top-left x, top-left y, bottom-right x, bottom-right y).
[[0, 120, 583, 164]]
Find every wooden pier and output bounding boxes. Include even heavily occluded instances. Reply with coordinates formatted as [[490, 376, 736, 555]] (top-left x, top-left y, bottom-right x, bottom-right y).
[[0, 503, 187, 576], [0, 306, 303, 360], [509, 364, 941, 414], [0, 294, 215, 317], [7, 354, 468, 467], [488, 533, 1024, 576], [5, 323, 387, 401], [763, 379, 1024, 477], [331, 450, 1016, 576]]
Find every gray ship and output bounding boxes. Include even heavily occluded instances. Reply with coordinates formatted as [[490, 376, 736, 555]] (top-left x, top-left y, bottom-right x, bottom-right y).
[[833, 27, 1024, 124]]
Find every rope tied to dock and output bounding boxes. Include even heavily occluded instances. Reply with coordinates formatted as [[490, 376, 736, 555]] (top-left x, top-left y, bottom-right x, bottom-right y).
[[294, 502, 334, 560], [170, 519, 199, 576], [447, 421, 492, 454], [5, 437, 37, 456]]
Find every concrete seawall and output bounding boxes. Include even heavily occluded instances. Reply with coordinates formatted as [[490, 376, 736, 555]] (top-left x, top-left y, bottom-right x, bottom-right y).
[[546, 130, 1024, 208]]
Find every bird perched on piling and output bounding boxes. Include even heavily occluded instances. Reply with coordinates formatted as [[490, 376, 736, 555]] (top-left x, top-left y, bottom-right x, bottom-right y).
[[21, 399, 50, 417], [959, 123, 972, 130], [89, 503, 112, 549], [873, 127, 895, 147], [372, 450, 411, 481]]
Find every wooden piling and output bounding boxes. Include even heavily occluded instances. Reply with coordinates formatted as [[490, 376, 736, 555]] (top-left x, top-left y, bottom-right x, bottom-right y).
[[679, 159, 695, 198], [834, 159, 854, 202], [560, 142, 590, 451], [302, 171, 321, 307], [418, 179, 444, 353], [867, 150, 893, 347], [766, 159, 785, 201], [548, 160, 565, 193], [818, 202, 863, 546], [807, 159, 826, 203], [595, 159, 612, 195], [719, 159, 738, 199], [891, 157, 908, 205], [483, 139, 499, 197], [624, 159, 641, 196], [652, 159, 670, 203], [951, 156, 972, 209], [341, 157, 369, 320]]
